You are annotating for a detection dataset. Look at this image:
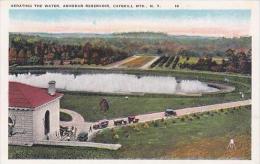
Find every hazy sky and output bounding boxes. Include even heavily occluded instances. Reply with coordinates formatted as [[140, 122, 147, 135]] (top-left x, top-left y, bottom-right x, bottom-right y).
[[10, 9, 251, 37]]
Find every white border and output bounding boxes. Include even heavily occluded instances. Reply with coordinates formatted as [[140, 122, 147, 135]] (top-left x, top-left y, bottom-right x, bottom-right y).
[[0, 0, 259, 164]]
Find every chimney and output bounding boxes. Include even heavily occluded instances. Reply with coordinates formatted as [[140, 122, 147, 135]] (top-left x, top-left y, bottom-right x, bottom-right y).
[[48, 81, 56, 96]]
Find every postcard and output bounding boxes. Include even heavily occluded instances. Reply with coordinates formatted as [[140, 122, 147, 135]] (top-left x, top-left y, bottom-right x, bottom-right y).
[[0, 0, 259, 163]]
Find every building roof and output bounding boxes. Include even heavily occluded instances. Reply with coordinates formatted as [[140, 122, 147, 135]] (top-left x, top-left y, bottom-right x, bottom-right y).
[[9, 81, 63, 109]]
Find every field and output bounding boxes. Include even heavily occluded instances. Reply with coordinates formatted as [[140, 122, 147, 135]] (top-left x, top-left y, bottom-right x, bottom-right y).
[[9, 106, 251, 159], [213, 57, 225, 64], [120, 56, 155, 68], [178, 56, 199, 64], [151, 55, 225, 70]]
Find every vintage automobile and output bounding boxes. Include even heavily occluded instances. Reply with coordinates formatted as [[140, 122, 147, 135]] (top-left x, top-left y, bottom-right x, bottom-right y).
[[93, 124, 100, 130], [113, 119, 127, 126], [93, 120, 109, 129], [128, 116, 139, 123], [164, 108, 177, 117], [133, 118, 139, 123], [77, 132, 88, 142]]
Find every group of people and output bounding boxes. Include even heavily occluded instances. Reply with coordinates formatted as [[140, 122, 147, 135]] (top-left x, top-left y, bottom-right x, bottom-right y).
[[59, 126, 78, 141]]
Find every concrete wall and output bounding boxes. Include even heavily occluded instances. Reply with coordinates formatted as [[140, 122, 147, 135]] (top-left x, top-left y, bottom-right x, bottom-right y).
[[8, 110, 33, 146], [33, 98, 61, 142]]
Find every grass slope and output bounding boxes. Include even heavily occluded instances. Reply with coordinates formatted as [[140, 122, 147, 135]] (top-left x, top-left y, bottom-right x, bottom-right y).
[[9, 106, 251, 159], [60, 92, 248, 122]]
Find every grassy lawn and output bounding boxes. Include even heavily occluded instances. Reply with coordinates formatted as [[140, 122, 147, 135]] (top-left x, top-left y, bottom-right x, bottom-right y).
[[60, 91, 249, 122], [9, 106, 251, 159], [186, 56, 199, 64], [178, 56, 187, 64], [60, 112, 72, 122]]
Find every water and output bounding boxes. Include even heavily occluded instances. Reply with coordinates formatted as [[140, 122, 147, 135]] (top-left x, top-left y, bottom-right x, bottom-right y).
[[9, 72, 219, 94]]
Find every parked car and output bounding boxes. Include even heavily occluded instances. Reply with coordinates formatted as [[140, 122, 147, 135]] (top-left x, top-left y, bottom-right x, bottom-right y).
[[133, 118, 139, 123], [93, 124, 100, 130], [77, 132, 88, 142], [128, 116, 139, 123], [114, 119, 127, 126], [99, 120, 109, 128], [128, 116, 135, 123], [164, 108, 177, 117], [93, 120, 109, 129]]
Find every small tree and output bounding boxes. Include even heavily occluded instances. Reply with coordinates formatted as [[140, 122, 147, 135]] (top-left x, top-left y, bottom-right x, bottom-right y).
[[99, 98, 109, 112]]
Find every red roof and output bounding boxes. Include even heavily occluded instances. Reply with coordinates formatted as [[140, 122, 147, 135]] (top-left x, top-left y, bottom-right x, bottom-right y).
[[9, 81, 63, 109]]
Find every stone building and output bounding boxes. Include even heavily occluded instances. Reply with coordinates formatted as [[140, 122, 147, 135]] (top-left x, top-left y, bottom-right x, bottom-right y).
[[8, 81, 63, 146]]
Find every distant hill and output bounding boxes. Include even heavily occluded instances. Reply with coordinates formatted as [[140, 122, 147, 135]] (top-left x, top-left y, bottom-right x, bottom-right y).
[[9, 32, 251, 57]]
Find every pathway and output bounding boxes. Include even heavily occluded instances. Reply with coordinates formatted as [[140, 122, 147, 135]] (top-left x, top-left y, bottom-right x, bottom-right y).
[[60, 109, 86, 135], [99, 99, 251, 127], [106, 55, 140, 68]]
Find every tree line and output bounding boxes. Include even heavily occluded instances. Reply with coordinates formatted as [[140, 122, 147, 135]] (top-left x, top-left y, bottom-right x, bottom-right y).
[[9, 36, 129, 66], [150, 49, 251, 74]]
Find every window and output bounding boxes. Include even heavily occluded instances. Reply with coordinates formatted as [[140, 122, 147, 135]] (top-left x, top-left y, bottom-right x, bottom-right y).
[[44, 110, 50, 135]]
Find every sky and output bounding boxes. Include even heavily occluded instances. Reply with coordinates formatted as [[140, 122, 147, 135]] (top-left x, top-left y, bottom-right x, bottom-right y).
[[9, 9, 251, 37]]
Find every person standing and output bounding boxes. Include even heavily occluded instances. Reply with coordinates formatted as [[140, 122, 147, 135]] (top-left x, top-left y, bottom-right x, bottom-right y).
[[89, 125, 92, 133]]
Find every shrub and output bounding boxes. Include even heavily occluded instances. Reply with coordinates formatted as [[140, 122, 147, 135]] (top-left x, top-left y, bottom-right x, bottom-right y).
[[220, 109, 224, 112], [189, 117, 193, 121], [172, 120, 176, 124], [133, 125, 140, 131], [180, 117, 185, 122], [152, 121, 159, 127], [130, 124, 136, 129], [111, 128, 116, 134], [113, 134, 119, 140], [124, 133, 129, 138], [161, 118, 165, 122], [143, 123, 149, 129]]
